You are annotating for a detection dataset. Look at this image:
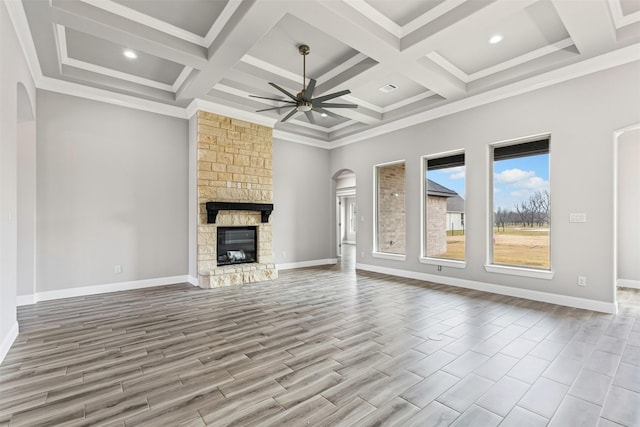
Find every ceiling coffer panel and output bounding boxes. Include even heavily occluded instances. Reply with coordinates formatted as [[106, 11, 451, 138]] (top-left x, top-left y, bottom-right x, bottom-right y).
[[112, 0, 226, 37], [435, 1, 571, 75], [64, 28, 185, 85]]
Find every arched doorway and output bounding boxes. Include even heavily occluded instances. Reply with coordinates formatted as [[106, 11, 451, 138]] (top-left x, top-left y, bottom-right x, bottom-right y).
[[333, 169, 356, 269]]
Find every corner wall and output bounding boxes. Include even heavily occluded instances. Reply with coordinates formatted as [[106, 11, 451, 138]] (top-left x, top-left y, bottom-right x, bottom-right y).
[[36, 91, 189, 293], [272, 138, 334, 268], [0, 1, 37, 362]]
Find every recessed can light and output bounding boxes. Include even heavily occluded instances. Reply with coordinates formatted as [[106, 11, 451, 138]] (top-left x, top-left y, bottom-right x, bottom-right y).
[[123, 49, 137, 59], [321, 113, 328, 117], [489, 35, 503, 44]]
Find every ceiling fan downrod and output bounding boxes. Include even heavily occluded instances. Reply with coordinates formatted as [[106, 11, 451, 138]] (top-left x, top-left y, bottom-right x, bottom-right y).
[[298, 44, 310, 97]]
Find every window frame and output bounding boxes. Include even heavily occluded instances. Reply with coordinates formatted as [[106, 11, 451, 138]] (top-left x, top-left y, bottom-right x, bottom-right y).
[[420, 150, 467, 269], [485, 134, 554, 279], [372, 160, 407, 261]]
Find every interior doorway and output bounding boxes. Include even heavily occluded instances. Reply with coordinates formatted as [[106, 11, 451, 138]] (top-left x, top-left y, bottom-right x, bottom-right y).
[[334, 170, 356, 268], [615, 125, 640, 294]]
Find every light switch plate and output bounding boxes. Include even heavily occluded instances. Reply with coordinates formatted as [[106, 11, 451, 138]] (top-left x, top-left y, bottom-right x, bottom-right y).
[[570, 213, 587, 223]]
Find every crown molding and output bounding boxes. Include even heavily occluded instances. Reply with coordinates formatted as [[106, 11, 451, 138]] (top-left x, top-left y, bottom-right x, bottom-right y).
[[327, 43, 640, 149], [187, 98, 278, 128], [5, 0, 43, 84], [8, 0, 639, 150], [39, 77, 187, 118], [273, 129, 330, 149]]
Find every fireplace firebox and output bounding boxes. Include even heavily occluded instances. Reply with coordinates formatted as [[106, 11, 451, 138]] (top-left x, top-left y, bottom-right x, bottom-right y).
[[217, 226, 257, 266]]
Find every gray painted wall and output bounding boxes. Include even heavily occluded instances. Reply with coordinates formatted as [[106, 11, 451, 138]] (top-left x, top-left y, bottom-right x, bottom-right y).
[[272, 139, 332, 264], [330, 61, 640, 304], [1, 0, 37, 359], [17, 119, 36, 297], [36, 91, 189, 292], [618, 128, 640, 284], [188, 115, 197, 280]]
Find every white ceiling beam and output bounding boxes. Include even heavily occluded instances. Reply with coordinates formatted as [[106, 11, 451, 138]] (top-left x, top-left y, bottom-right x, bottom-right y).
[[551, 0, 617, 56], [176, 1, 286, 101]]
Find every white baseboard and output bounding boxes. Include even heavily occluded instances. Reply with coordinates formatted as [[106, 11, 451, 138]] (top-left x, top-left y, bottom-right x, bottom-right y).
[[0, 321, 19, 365], [618, 279, 640, 289], [277, 258, 338, 271], [19, 275, 190, 304], [356, 263, 618, 314], [188, 275, 199, 286], [16, 294, 37, 306]]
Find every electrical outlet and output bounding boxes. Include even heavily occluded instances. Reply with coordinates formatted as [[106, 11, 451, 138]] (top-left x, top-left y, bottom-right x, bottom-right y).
[[578, 276, 587, 286], [114, 265, 122, 274], [282, 251, 287, 258], [437, 265, 442, 272], [361, 251, 365, 258]]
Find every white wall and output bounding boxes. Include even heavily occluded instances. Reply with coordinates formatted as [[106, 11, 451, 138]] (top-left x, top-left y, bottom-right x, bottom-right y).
[[272, 138, 333, 265], [36, 90, 189, 293], [344, 196, 356, 242], [330, 61, 640, 307], [0, 0, 37, 362], [617, 128, 640, 287], [17, 118, 36, 298]]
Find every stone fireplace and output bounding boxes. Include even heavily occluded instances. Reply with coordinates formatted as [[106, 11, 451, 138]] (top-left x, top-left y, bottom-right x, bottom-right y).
[[196, 111, 277, 288]]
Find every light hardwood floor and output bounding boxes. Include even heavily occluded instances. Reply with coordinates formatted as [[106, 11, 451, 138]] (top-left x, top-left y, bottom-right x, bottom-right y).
[[1, 254, 639, 426]]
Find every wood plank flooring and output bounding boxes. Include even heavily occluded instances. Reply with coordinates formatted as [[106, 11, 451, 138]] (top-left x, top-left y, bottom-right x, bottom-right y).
[[1, 256, 639, 426]]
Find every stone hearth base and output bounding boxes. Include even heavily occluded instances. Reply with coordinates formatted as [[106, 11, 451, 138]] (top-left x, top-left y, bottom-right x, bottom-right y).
[[198, 263, 278, 288]]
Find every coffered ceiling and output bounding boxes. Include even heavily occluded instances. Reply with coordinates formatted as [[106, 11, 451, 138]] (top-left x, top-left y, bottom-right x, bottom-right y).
[[8, 0, 640, 146]]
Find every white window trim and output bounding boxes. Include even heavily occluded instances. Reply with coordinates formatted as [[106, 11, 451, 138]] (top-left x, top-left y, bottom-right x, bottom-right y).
[[485, 264, 554, 280], [372, 252, 407, 261], [373, 159, 406, 257], [420, 257, 466, 269], [487, 133, 553, 276], [421, 149, 466, 261]]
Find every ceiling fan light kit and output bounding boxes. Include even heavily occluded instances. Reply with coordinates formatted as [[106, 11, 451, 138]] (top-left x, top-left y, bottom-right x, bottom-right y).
[[250, 44, 357, 124]]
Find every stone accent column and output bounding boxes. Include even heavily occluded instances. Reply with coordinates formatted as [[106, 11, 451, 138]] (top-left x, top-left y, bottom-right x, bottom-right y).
[[196, 111, 277, 288]]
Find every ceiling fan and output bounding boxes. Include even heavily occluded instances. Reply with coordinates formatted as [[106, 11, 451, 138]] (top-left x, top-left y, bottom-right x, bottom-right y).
[[250, 44, 357, 124]]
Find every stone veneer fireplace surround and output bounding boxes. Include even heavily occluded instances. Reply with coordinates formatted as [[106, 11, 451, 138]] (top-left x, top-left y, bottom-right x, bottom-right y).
[[196, 111, 277, 288]]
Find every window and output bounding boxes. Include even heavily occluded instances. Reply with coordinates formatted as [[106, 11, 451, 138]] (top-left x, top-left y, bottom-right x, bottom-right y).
[[374, 161, 406, 259], [423, 152, 465, 263], [491, 138, 550, 271]]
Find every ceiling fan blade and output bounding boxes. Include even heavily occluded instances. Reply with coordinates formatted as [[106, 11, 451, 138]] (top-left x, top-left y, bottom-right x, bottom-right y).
[[312, 89, 351, 104], [249, 94, 295, 103], [304, 110, 315, 124], [315, 107, 343, 119], [303, 79, 316, 101], [269, 83, 298, 101], [256, 106, 286, 112], [281, 108, 298, 122], [316, 103, 358, 109]]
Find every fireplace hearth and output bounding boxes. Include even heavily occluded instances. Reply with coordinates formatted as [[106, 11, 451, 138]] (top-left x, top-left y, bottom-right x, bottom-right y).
[[217, 226, 257, 266]]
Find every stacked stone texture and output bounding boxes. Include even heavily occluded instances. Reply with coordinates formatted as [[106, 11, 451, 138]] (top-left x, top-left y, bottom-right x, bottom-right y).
[[377, 163, 406, 254], [426, 196, 448, 256], [196, 111, 277, 288]]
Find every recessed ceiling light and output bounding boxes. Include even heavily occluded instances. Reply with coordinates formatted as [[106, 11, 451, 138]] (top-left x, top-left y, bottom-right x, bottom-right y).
[[379, 83, 398, 93], [489, 35, 503, 45], [321, 113, 328, 117], [123, 49, 137, 59]]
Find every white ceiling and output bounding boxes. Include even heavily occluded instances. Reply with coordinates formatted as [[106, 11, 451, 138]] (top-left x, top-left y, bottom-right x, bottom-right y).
[[9, 0, 640, 146]]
